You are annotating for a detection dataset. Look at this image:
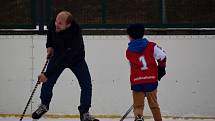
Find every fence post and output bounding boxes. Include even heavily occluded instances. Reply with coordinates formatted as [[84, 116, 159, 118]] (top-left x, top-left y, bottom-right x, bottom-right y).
[[38, 0, 45, 34], [161, 0, 167, 24], [101, 0, 107, 25]]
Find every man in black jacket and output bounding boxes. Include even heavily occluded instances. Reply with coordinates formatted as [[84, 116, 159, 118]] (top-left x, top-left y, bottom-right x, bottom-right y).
[[32, 11, 99, 121]]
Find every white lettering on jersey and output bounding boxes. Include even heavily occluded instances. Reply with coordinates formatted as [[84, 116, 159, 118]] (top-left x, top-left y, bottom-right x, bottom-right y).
[[134, 76, 156, 81]]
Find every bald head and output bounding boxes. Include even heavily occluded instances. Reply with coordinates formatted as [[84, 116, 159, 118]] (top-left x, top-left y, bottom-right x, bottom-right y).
[[55, 11, 73, 32], [57, 11, 73, 24]]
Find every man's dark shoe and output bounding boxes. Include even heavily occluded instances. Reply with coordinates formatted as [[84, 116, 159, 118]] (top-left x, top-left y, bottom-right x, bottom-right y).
[[32, 104, 49, 119], [80, 112, 99, 121]]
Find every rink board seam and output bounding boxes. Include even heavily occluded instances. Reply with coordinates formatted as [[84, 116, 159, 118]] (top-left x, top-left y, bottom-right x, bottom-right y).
[[0, 114, 215, 119]]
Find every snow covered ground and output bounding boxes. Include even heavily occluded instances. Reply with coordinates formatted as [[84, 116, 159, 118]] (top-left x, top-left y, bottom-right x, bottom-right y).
[[1, 117, 215, 121]]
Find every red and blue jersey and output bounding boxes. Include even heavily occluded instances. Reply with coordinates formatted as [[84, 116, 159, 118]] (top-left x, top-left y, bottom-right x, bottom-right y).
[[126, 40, 158, 85], [126, 38, 166, 92]]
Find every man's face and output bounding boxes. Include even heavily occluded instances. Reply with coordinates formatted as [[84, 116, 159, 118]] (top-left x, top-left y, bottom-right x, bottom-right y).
[[55, 15, 68, 32]]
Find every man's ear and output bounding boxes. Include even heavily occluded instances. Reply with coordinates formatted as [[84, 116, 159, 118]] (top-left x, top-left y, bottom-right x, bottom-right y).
[[66, 23, 71, 28]]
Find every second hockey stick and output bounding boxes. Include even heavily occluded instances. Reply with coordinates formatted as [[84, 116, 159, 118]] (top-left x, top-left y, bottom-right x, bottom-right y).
[[120, 105, 133, 121]]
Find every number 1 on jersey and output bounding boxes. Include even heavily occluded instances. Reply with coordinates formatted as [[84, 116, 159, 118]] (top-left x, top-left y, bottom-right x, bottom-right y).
[[139, 56, 148, 70]]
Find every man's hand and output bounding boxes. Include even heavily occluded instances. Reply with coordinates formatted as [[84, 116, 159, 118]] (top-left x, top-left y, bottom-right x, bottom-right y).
[[47, 47, 54, 59], [38, 73, 48, 83]]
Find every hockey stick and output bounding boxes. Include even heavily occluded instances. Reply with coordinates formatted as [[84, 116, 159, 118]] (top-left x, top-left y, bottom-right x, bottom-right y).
[[19, 59, 49, 121], [120, 105, 133, 121]]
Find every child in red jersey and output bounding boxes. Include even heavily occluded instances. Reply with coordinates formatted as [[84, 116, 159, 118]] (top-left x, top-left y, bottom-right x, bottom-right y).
[[126, 24, 166, 121]]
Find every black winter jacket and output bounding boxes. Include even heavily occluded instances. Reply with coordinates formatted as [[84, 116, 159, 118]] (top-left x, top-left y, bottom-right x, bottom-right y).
[[44, 20, 85, 77]]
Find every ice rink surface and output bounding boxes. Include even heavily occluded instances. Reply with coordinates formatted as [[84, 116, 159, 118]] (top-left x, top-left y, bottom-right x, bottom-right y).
[[1, 117, 215, 121]]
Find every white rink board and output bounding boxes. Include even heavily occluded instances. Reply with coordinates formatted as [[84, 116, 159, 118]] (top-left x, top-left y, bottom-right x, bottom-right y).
[[0, 35, 215, 117]]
